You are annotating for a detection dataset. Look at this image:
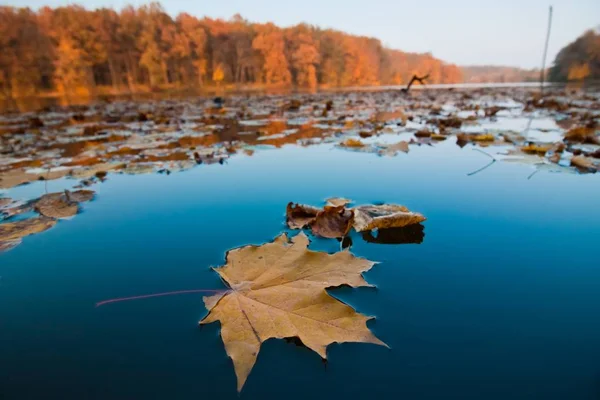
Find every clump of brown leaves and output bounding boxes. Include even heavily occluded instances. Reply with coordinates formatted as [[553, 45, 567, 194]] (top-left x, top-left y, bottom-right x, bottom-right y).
[[286, 198, 426, 238]]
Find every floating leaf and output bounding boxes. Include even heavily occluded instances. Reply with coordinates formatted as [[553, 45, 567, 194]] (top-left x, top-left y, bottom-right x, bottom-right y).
[[431, 134, 447, 141], [502, 132, 526, 145], [286, 202, 320, 229], [34, 193, 79, 219], [378, 141, 409, 156], [70, 163, 124, 179], [373, 109, 407, 124], [340, 138, 365, 148], [0, 199, 31, 219], [325, 197, 352, 207], [564, 127, 599, 144], [200, 232, 386, 391], [287, 201, 426, 238], [0, 170, 41, 189], [571, 155, 599, 173], [66, 189, 95, 203], [0, 217, 57, 242], [352, 204, 426, 232], [485, 106, 505, 117], [310, 206, 354, 238], [472, 133, 495, 142], [0, 239, 21, 253], [521, 143, 551, 155], [414, 130, 431, 138], [0, 198, 12, 208]]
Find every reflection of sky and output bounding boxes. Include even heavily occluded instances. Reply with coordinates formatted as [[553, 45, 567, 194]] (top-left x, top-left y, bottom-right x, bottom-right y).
[[1, 139, 600, 399]]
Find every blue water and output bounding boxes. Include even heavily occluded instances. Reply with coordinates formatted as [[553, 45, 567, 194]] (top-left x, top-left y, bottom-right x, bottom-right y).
[[1, 139, 599, 399]]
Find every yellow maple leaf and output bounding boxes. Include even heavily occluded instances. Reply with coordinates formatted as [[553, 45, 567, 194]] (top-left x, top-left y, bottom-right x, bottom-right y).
[[200, 232, 387, 391]]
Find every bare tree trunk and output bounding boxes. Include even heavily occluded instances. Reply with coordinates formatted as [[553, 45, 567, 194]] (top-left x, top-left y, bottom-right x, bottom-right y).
[[108, 57, 118, 90]]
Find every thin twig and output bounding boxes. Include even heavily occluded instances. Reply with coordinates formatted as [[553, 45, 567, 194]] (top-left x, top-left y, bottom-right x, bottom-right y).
[[472, 147, 497, 161], [523, 116, 534, 139], [467, 147, 497, 176], [540, 6, 553, 94], [45, 167, 50, 194], [467, 159, 496, 176], [527, 169, 540, 180]]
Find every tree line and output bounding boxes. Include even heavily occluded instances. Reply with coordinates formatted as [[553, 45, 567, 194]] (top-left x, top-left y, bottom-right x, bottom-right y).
[[549, 28, 600, 82], [0, 3, 463, 99]]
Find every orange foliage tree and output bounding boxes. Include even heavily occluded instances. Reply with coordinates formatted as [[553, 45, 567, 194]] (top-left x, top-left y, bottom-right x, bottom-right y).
[[0, 3, 464, 98]]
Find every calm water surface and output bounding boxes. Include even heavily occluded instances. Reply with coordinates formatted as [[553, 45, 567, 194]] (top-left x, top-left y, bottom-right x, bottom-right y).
[[1, 139, 599, 399]]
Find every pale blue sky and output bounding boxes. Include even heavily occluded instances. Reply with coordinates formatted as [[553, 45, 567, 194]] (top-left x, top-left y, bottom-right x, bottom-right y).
[[6, 0, 599, 68]]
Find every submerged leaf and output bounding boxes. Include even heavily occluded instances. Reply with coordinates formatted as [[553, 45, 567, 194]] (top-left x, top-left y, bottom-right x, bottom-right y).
[[200, 232, 386, 391], [352, 204, 426, 232]]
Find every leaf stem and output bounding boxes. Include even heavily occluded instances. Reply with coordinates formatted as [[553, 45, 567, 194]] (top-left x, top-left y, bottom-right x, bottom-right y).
[[95, 289, 226, 308]]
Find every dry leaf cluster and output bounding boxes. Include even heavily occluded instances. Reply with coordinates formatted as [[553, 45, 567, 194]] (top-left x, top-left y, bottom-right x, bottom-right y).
[[0, 189, 94, 252], [286, 198, 426, 239], [1, 87, 598, 196]]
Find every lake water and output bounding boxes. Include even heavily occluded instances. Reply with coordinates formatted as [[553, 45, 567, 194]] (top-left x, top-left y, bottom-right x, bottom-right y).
[[1, 131, 599, 399], [0, 82, 559, 113]]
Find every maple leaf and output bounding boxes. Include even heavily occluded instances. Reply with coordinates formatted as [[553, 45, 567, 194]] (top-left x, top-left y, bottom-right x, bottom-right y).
[[200, 232, 387, 392]]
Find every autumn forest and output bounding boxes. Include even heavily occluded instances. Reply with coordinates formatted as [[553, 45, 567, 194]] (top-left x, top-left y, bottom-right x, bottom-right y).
[[1, 3, 598, 101], [0, 3, 465, 99]]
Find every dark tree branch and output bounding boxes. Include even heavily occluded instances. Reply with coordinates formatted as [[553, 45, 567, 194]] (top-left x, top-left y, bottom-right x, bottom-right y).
[[401, 74, 430, 93]]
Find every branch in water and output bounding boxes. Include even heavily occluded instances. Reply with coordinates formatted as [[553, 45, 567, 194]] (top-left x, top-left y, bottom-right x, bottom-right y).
[[472, 147, 497, 161], [401, 74, 430, 93], [467, 148, 497, 176]]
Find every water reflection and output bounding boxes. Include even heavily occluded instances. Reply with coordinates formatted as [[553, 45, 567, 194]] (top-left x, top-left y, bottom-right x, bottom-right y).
[[361, 224, 425, 245]]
